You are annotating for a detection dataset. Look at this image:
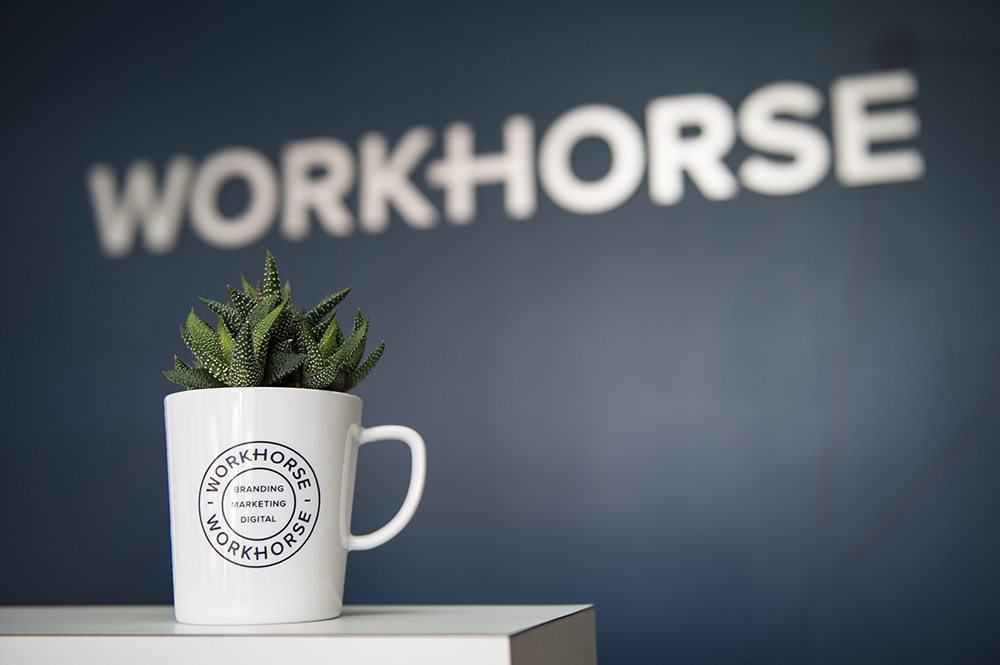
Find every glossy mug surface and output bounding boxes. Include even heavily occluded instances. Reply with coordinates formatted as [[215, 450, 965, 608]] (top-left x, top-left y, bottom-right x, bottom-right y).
[[164, 387, 426, 625]]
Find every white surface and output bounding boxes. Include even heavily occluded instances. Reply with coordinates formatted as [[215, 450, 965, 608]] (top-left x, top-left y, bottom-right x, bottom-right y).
[[164, 387, 426, 624], [0, 604, 587, 635], [0, 605, 596, 665]]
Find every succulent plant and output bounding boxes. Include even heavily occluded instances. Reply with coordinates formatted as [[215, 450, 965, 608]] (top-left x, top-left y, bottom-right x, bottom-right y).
[[164, 251, 384, 392]]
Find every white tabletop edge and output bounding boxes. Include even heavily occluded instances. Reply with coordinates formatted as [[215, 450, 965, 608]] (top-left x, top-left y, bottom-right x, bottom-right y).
[[0, 604, 595, 638]]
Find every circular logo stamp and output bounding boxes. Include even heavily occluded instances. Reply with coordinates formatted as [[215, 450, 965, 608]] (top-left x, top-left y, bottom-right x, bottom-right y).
[[198, 441, 320, 568]]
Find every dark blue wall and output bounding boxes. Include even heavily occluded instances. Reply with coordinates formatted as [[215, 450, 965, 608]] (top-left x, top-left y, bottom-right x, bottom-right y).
[[2, 1, 999, 662]]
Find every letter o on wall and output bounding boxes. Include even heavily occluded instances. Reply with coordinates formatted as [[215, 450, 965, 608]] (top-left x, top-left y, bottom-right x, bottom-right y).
[[190, 147, 278, 248], [538, 104, 646, 214]]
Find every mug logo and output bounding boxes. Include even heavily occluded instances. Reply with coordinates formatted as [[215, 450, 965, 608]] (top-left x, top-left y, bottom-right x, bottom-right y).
[[198, 441, 320, 568]]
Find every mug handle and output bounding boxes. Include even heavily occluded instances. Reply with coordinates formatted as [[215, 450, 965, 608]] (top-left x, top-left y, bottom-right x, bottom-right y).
[[347, 425, 427, 551]]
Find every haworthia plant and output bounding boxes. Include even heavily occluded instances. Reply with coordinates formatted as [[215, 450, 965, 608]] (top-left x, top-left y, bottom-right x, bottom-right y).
[[164, 251, 384, 391]]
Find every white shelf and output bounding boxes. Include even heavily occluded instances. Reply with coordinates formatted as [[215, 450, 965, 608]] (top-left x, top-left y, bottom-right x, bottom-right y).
[[0, 605, 596, 665]]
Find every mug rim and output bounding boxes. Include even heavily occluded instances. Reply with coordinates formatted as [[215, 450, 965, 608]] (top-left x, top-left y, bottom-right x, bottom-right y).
[[164, 386, 363, 406]]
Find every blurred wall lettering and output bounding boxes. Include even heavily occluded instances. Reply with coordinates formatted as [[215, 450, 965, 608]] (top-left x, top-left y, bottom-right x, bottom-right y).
[[87, 69, 923, 258]]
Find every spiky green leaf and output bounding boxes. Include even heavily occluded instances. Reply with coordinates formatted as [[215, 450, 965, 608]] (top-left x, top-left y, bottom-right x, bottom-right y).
[[230, 321, 262, 386], [304, 359, 348, 390], [186, 309, 221, 358], [346, 341, 384, 389], [318, 312, 342, 355], [262, 250, 281, 296], [217, 317, 235, 363], [296, 316, 327, 376], [241, 274, 257, 298], [173, 355, 190, 370], [253, 300, 286, 357], [271, 309, 296, 351], [310, 309, 333, 340], [180, 327, 230, 384], [248, 294, 279, 328], [164, 367, 225, 390], [282, 279, 293, 302], [296, 316, 318, 354], [306, 287, 351, 327], [347, 318, 368, 369], [264, 352, 305, 385], [329, 373, 347, 391], [199, 297, 241, 333], [227, 285, 257, 317], [329, 318, 368, 370]]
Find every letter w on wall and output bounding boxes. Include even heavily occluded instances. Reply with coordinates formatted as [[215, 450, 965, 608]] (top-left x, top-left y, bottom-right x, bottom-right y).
[[87, 157, 193, 258]]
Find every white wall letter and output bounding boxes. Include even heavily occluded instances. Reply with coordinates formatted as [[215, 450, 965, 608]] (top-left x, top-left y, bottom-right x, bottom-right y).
[[359, 127, 437, 233], [646, 94, 738, 205], [281, 138, 355, 240], [189, 147, 278, 249], [86, 157, 193, 258], [426, 115, 535, 224], [738, 82, 831, 196], [538, 104, 645, 214], [832, 70, 924, 186]]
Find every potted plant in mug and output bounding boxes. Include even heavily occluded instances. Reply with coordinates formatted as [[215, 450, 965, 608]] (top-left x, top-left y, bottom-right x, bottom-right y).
[[164, 251, 384, 393], [163, 251, 426, 626]]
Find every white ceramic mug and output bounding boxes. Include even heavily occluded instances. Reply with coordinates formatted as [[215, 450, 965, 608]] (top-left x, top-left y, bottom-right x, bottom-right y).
[[164, 387, 426, 625]]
